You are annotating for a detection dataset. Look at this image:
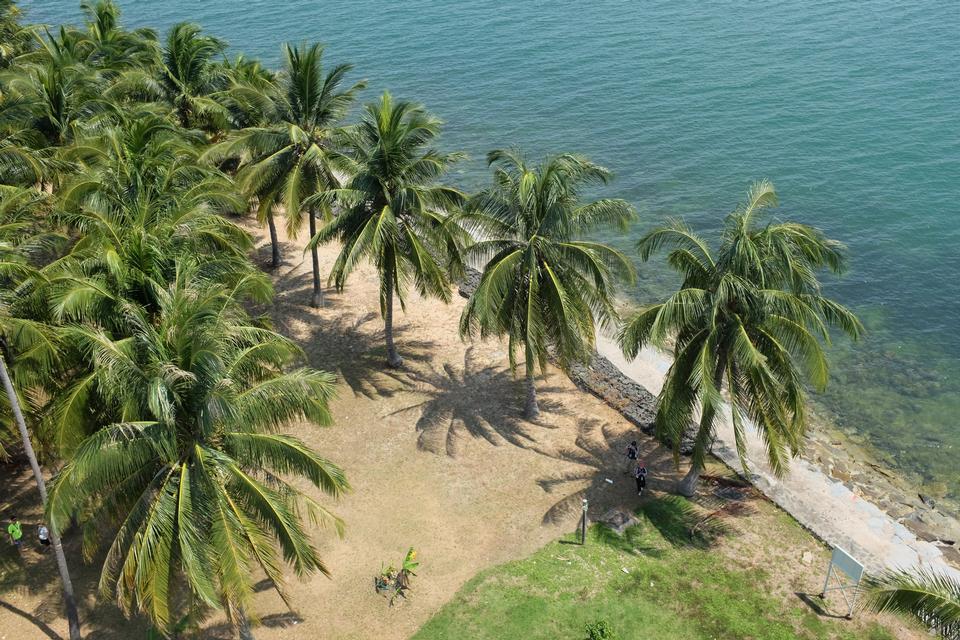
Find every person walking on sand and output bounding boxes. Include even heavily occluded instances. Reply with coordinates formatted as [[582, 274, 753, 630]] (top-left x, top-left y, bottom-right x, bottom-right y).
[[624, 440, 639, 475], [38, 523, 50, 550], [7, 515, 22, 549], [634, 463, 648, 496]]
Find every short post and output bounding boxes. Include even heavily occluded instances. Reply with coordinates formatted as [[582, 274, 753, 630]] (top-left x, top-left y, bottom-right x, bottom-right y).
[[579, 498, 588, 545]]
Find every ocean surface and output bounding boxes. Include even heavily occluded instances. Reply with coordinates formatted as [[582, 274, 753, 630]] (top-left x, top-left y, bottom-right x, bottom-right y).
[[22, 1, 960, 503]]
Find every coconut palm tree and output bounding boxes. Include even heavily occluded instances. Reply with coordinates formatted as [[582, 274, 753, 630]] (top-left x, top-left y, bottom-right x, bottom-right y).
[[47, 268, 347, 636], [0, 0, 36, 69], [43, 113, 265, 329], [457, 149, 635, 418], [863, 569, 960, 638], [0, 95, 48, 185], [107, 22, 229, 132], [214, 42, 363, 297], [1, 53, 104, 149], [0, 187, 81, 640], [0, 186, 68, 452], [217, 55, 279, 131], [13, 116, 267, 452], [0, 350, 82, 640], [78, 0, 158, 71], [309, 91, 467, 366], [618, 180, 862, 496]]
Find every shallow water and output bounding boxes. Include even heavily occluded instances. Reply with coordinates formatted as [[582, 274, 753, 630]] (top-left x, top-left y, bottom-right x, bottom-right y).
[[22, 0, 960, 500]]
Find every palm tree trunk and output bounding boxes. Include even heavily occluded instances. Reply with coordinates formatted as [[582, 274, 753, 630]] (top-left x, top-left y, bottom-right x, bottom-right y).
[[308, 209, 322, 308], [0, 354, 82, 640], [237, 612, 254, 640], [678, 464, 701, 497], [678, 364, 724, 498], [384, 284, 403, 368], [267, 210, 281, 267], [524, 370, 539, 419]]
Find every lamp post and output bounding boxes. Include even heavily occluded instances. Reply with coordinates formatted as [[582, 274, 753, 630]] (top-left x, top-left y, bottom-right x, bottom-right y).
[[579, 498, 588, 545]]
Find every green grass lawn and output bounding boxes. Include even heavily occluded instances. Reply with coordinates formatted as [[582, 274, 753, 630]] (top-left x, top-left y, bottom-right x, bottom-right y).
[[412, 497, 898, 640]]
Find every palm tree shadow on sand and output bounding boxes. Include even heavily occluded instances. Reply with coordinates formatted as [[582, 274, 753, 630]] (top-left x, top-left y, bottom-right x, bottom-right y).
[[390, 347, 565, 457], [535, 418, 674, 527], [277, 310, 435, 399]]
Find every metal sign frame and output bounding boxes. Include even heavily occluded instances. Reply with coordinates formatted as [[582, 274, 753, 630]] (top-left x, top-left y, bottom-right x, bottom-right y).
[[819, 546, 865, 619]]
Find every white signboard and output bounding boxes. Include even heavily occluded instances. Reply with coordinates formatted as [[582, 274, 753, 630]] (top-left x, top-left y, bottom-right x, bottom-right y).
[[820, 546, 865, 619], [830, 547, 864, 583]]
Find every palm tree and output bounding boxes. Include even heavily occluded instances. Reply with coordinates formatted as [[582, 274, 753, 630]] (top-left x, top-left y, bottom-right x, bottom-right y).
[[458, 150, 635, 418], [214, 42, 363, 297], [108, 22, 229, 132], [0, 0, 36, 70], [47, 269, 347, 636], [863, 569, 960, 638], [0, 184, 81, 639], [16, 115, 267, 452], [309, 91, 467, 366], [78, 0, 158, 71], [0, 186, 67, 453], [0, 95, 48, 185], [45, 113, 265, 329], [2, 50, 104, 150], [0, 350, 82, 640], [618, 180, 862, 496]]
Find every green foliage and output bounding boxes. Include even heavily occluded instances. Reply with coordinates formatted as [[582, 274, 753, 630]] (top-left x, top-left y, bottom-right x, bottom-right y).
[[0, 6, 353, 634], [863, 569, 960, 638], [619, 180, 862, 476], [585, 619, 620, 640]]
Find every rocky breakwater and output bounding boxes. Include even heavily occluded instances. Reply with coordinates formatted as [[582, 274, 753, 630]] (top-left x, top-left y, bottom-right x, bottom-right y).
[[804, 424, 960, 568]]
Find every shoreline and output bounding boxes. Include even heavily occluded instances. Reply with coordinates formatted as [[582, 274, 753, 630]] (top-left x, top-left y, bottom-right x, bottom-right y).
[[593, 333, 960, 577], [461, 267, 960, 576]]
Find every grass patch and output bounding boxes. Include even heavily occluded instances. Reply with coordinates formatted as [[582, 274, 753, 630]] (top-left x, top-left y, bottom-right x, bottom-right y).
[[412, 496, 899, 640]]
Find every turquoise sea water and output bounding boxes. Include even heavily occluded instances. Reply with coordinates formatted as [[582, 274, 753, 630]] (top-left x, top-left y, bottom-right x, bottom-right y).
[[22, 1, 960, 502]]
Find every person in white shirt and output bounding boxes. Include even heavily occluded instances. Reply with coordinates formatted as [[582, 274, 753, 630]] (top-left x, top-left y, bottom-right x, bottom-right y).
[[38, 524, 50, 549]]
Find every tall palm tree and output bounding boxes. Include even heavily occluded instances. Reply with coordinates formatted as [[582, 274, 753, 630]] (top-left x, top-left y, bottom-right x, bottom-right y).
[[0, 95, 48, 185], [618, 180, 862, 495], [47, 269, 347, 636], [458, 150, 635, 418], [0, 186, 67, 453], [864, 569, 960, 638], [215, 42, 363, 298], [0, 187, 81, 639], [16, 115, 267, 452], [309, 91, 466, 366], [2, 51, 103, 150], [0, 350, 82, 640]]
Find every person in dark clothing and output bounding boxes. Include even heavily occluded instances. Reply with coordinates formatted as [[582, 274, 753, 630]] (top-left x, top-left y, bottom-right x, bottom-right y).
[[624, 440, 639, 474], [634, 463, 648, 496]]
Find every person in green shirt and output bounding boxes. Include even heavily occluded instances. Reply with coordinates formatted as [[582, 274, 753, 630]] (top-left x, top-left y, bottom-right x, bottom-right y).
[[6, 515, 22, 548]]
